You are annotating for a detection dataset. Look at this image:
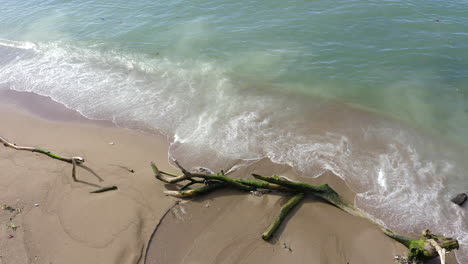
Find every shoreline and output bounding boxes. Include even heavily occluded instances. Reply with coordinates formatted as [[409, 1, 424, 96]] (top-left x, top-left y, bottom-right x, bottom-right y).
[[0, 91, 177, 264], [0, 90, 456, 263]]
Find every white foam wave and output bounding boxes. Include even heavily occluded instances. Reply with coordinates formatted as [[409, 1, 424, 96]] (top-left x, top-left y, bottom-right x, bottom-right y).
[[1, 40, 467, 263], [0, 39, 38, 51]]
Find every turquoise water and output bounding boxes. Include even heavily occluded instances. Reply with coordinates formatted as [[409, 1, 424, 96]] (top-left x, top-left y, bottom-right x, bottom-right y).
[[1, 0, 467, 262], [1, 0, 467, 141]]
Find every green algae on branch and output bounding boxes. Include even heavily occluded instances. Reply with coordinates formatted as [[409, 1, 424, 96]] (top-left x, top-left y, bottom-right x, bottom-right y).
[[1, 135, 87, 183], [0, 136, 117, 192], [262, 192, 305, 241], [251, 174, 352, 211], [383, 229, 458, 264], [0, 136, 84, 164], [151, 160, 460, 264], [1, 135, 90, 181]]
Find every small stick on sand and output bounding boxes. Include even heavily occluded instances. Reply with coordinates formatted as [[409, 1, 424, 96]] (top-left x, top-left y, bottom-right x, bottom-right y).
[[1, 135, 85, 182], [110, 164, 135, 173], [0, 136, 84, 164], [90, 186, 118, 193]]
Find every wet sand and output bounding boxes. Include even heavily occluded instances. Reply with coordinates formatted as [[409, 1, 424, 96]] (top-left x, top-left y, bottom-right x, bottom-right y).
[[0, 90, 454, 264]]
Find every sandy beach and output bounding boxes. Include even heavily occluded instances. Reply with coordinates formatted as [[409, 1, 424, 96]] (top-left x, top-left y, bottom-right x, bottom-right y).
[[1, 0, 465, 262], [0, 91, 456, 264]]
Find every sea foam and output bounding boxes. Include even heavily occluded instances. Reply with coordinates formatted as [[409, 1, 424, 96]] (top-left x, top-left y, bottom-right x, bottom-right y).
[[1, 40, 467, 263]]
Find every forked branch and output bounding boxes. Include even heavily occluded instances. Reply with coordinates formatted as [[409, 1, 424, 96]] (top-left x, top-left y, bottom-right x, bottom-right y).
[[0, 136, 84, 164], [151, 161, 459, 264]]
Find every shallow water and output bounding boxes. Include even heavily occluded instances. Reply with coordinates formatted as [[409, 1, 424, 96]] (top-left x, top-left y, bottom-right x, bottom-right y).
[[0, 0, 467, 262]]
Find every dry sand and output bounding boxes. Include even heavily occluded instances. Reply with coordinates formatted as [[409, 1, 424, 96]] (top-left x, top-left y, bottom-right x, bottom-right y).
[[0, 90, 455, 264]]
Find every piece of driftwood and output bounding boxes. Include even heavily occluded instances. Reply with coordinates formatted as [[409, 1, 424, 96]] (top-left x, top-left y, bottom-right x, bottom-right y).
[[0, 136, 84, 164], [0, 136, 110, 190], [1, 135, 84, 182], [262, 192, 305, 241], [90, 185, 118, 193], [151, 160, 459, 264]]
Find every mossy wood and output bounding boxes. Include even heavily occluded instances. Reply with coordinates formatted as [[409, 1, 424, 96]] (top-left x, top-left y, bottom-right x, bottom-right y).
[[0, 136, 116, 191], [262, 192, 305, 241], [0, 135, 458, 263], [152, 160, 459, 264], [0, 136, 84, 164], [1, 136, 87, 183]]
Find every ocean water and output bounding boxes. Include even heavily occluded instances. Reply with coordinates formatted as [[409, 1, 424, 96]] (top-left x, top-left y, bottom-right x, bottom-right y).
[[0, 0, 467, 262]]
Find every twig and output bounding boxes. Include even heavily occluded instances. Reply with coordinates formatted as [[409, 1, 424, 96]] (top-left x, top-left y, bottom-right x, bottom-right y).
[[90, 186, 118, 193], [110, 164, 135, 173], [0, 136, 84, 164], [72, 158, 77, 181], [1, 136, 85, 182], [144, 201, 181, 263]]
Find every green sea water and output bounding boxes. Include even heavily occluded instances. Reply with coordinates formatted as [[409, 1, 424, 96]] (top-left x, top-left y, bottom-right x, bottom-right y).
[[1, 0, 467, 142], [0, 0, 467, 262]]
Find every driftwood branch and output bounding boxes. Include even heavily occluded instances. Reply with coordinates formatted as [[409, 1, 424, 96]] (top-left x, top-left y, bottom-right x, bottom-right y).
[[172, 159, 254, 191], [72, 158, 78, 181], [1, 136, 108, 189], [384, 229, 458, 263], [164, 182, 226, 198], [151, 162, 188, 183], [0, 136, 84, 164], [90, 185, 118, 193], [151, 161, 459, 263], [262, 193, 305, 241], [1, 136, 86, 182], [252, 174, 354, 214]]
